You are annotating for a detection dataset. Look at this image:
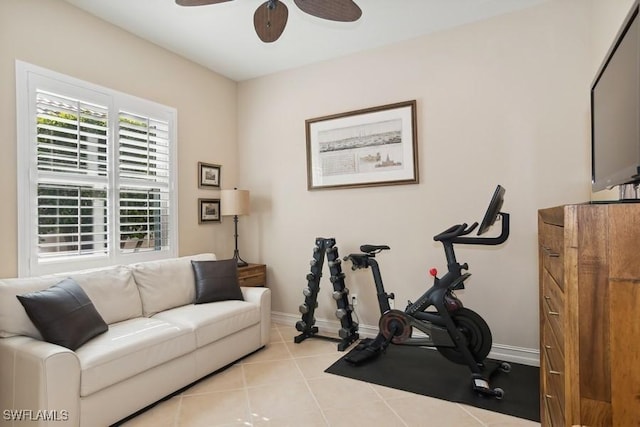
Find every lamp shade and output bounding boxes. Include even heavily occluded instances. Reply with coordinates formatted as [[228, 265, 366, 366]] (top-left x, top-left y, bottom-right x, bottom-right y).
[[220, 189, 250, 216]]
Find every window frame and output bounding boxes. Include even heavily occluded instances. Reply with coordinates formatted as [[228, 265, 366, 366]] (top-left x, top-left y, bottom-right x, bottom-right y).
[[16, 61, 178, 277]]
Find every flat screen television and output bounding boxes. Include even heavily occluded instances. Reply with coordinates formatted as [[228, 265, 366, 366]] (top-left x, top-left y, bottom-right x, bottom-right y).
[[591, 0, 640, 193]]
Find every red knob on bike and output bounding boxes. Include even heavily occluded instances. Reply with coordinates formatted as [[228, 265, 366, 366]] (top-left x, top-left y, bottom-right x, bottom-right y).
[[429, 268, 438, 277]]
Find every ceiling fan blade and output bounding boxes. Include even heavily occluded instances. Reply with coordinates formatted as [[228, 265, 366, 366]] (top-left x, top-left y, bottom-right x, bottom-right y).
[[293, 0, 361, 22], [254, 1, 288, 43], [175, 0, 232, 6]]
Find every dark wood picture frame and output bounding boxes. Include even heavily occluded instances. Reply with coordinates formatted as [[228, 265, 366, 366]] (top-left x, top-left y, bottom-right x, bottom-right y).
[[198, 198, 221, 223], [198, 162, 221, 188], [305, 100, 418, 190]]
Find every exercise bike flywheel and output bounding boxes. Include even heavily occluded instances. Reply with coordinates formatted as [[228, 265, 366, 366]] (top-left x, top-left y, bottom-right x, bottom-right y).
[[379, 309, 412, 344]]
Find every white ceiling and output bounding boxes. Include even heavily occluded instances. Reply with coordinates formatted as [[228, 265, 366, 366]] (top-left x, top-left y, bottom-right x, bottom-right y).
[[63, 0, 548, 82]]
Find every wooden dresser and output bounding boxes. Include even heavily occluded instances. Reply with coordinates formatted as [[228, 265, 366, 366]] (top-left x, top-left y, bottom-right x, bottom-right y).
[[538, 203, 640, 426]]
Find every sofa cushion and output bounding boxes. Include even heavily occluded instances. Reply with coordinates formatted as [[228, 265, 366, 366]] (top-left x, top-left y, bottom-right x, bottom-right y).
[[57, 266, 142, 326], [16, 278, 108, 350], [76, 317, 196, 396], [131, 253, 216, 316], [0, 265, 140, 339], [152, 300, 260, 348], [191, 259, 244, 304]]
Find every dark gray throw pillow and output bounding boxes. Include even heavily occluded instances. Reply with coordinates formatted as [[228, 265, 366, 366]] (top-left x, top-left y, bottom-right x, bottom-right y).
[[16, 278, 108, 350], [191, 259, 244, 304]]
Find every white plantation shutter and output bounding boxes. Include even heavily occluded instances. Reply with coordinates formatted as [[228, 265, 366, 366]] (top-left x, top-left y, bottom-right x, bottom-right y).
[[119, 113, 170, 183], [17, 61, 177, 276], [117, 112, 172, 253], [119, 187, 170, 251], [36, 91, 108, 177], [37, 184, 109, 257], [34, 90, 110, 259]]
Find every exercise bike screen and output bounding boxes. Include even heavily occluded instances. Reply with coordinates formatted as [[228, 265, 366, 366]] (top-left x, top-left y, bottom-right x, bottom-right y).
[[477, 185, 505, 235]]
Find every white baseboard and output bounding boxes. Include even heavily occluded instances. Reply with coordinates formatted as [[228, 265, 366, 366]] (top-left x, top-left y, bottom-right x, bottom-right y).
[[271, 311, 539, 367], [488, 344, 539, 367]]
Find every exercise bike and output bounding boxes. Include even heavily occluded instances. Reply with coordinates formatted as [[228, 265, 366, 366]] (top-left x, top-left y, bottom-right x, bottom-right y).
[[343, 185, 511, 399]]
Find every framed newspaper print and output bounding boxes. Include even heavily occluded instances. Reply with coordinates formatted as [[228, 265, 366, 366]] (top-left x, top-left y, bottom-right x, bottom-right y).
[[305, 100, 418, 190]]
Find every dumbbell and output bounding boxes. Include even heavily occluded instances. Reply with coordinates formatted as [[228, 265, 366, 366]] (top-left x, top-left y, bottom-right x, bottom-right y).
[[332, 288, 348, 300], [329, 273, 345, 283], [335, 308, 349, 319]]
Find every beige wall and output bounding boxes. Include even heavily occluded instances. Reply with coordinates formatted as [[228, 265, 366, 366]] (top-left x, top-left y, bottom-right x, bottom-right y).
[[591, 0, 637, 67], [0, 0, 238, 277], [237, 0, 595, 353]]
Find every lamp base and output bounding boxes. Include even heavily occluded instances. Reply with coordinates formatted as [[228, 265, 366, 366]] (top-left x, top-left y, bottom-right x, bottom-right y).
[[233, 250, 248, 268]]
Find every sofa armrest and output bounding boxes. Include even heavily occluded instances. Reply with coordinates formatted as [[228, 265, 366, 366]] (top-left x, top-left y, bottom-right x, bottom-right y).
[[0, 336, 80, 426], [241, 287, 271, 346]]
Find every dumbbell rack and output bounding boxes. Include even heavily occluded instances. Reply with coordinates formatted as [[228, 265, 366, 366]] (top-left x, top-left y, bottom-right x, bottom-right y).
[[294, 237, 359, 351]]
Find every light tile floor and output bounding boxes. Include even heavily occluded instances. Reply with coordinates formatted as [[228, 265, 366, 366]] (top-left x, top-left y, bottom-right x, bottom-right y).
[[118, 323, 541, 427]]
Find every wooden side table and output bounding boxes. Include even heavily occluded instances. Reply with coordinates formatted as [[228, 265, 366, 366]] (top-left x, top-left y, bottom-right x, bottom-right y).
[[237, 263, 267, 287]]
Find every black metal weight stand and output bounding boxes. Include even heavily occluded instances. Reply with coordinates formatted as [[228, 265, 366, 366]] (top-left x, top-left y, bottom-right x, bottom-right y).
[[294, 237, 359, 351]]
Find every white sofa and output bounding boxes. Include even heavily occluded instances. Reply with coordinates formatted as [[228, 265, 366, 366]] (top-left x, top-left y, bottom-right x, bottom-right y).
[[0, 254, 271, 426]]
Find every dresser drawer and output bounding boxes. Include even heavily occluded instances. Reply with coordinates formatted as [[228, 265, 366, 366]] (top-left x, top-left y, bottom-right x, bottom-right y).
[[544, 391, 565, 427], [540, 222, 564, 290], [542, 269, 564, 347], [543, 319, 564, 360], [543, 323, 565, 408], [238, 264, 267, 287]]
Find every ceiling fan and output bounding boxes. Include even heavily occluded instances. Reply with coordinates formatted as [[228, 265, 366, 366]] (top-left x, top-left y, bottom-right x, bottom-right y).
[[175, 0, 362, 43]]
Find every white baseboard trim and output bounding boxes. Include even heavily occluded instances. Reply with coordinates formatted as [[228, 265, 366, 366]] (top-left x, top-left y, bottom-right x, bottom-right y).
[[271, 311, 539, 367], [489, 344, 539, 367]]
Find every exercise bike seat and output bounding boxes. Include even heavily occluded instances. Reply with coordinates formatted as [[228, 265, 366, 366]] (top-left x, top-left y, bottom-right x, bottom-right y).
[[360, 244, 390, 254]]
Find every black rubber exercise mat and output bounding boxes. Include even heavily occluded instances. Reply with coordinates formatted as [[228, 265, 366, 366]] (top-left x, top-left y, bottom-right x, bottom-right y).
[[325, 343, 540, 422]]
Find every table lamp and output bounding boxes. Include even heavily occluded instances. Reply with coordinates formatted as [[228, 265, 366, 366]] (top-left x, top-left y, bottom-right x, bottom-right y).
[[220, 188, 250, 267]]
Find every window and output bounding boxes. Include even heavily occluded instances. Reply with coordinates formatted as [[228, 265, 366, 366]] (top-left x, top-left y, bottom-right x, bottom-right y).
[[16, 61, 178, 277]]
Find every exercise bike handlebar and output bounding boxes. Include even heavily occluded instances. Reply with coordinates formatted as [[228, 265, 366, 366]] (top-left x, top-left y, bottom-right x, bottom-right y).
[[433, 222, 478, 242], [433, 212, 510, 246]]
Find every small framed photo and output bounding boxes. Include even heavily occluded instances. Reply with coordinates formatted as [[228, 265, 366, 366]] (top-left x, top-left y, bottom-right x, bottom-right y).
[[198, 198, 221, 223], [198, 162, 221, 188]]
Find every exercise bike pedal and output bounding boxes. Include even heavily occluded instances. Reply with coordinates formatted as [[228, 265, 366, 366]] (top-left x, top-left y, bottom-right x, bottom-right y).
[[471, 374, 504, 399], [344, 334, 390, 365]]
